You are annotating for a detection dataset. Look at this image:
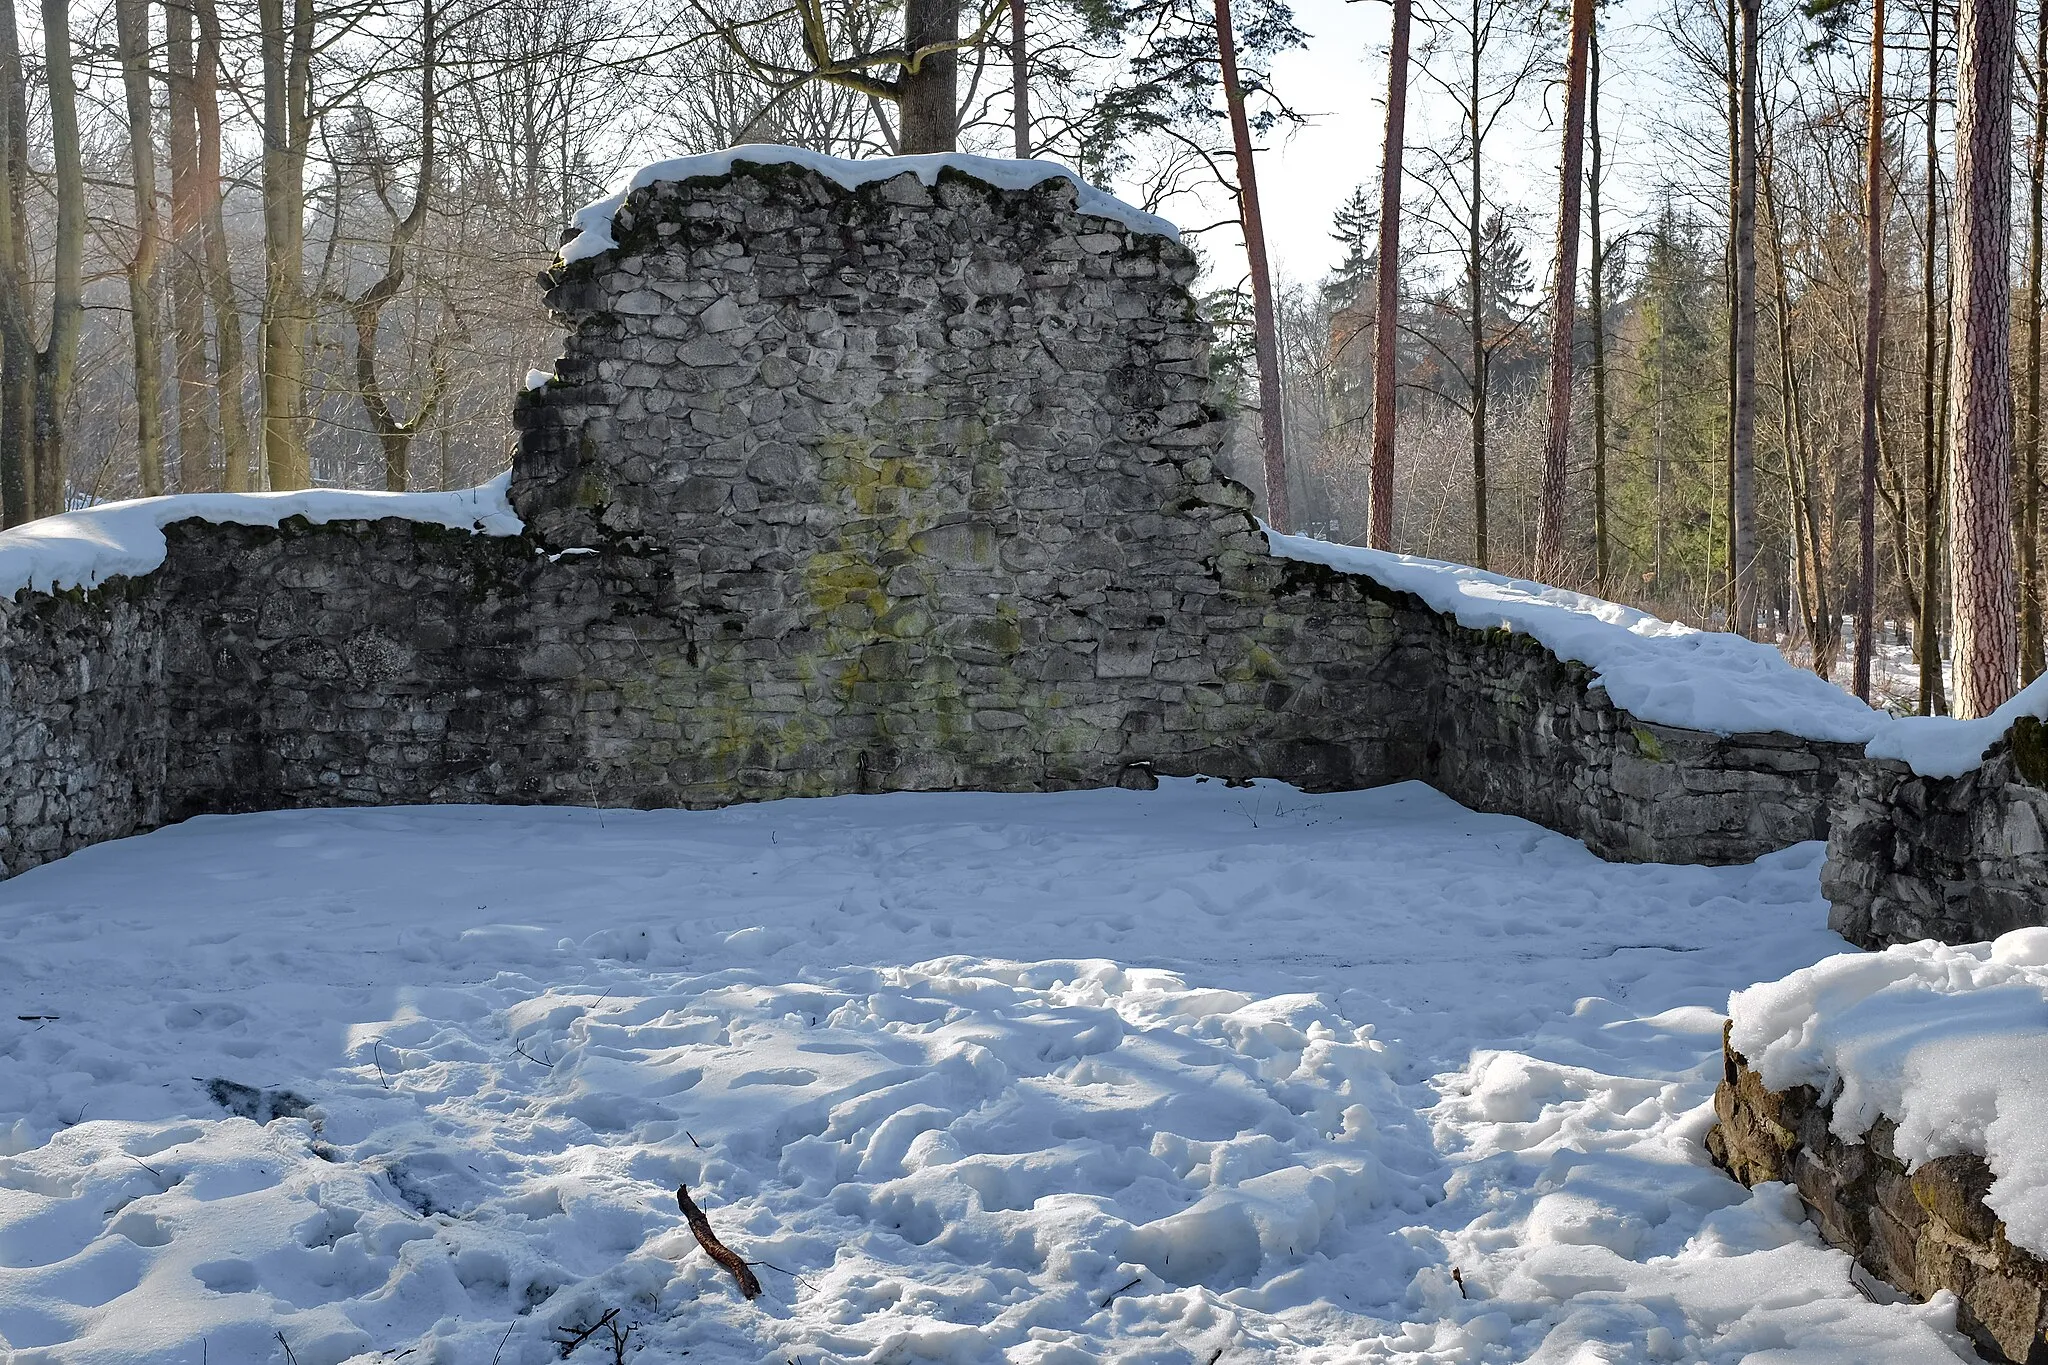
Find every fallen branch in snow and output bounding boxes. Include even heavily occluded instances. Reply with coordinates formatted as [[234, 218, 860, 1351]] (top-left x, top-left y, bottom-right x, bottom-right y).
[[550, 1308, 625, 1359], [676, 1185, 763, 1299]]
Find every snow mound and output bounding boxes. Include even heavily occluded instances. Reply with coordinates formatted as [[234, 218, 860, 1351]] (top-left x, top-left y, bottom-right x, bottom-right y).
[[1865, 671, 2048, 777], [1266, 530, 1887, 743], [0, 472, 522, 597], [1730, 929, 2048, 1257], [559, 144, 1178, 266]]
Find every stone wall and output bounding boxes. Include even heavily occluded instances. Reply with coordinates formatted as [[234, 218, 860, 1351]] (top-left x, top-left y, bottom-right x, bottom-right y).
[[0, 156, 1856, 881], [1710, 1028, 2048, 1362], [1824, 726, 2048, 949]]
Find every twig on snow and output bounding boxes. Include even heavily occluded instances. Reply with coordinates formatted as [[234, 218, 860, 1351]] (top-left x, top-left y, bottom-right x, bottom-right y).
[[676, 1185, 763, 1299], [1452, 1266, 1466, 1298], [490, 1320, 517, 1364], [276, 1331, 301, 1365], [1101, 1275, 1144, 1307]]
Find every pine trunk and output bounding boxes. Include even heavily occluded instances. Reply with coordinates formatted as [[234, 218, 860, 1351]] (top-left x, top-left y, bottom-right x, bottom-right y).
[[1534, 0, 1595, 585], [1947, 0, 2019, 717], [1855, 0, 1888, 699], [2022, 0, 2046, 682], [1920, 0, 1944, 715], [1731, 0, 1760, 638], [1589, 23, 1608, 596], [1370, 0, 1413, 550], [1216, 0, 1289, 532]]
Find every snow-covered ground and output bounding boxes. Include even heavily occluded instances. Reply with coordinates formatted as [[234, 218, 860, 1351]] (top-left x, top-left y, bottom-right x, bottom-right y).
[[0, 782, 1979, 1363]]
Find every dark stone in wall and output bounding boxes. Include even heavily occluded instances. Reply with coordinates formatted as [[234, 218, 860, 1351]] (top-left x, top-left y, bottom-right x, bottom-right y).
[[1710, 1027, 2048, 1362], [0, 159, 1853, 879]]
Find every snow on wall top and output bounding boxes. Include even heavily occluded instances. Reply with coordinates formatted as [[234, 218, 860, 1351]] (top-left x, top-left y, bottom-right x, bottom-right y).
[[1864, 671, 2048, 778], [0, 472, 523, 598], [557, 145, 1179, 267], [1266, 529, 1888, 745], [1729, 930, 2048, 1259]]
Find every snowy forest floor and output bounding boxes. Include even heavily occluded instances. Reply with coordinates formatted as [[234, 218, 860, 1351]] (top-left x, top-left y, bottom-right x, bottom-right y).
[[0, 781, 1984, 1364]]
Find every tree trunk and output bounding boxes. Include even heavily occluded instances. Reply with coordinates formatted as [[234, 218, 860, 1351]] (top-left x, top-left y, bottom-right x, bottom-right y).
[[1010, 0, 1028, 158], [0, 0, 34, 523], [2023, 0, 2046, 683], [260, 0, 313, 489], [1589, 21, 1608, 596], [195, 0, 249, 492], [1215, 0, 1289, 532], [1921, 0, 1944, 715], [32, 0, 85, 517], [1732, 0, 1760, 637], [1947, 0, 2019, 717], [1534, 0, 1595, 585], [899, 0, 958, 153], [1855, 0, 1888, 699], [165, 0, 213, 493], [117, 0, 167, 498], [1369, 0, 1412, 550]]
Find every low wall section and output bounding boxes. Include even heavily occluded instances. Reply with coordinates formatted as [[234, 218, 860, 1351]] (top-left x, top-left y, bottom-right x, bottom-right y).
[[0, 156, 1856, 880], [1711, 1031, 2048, 1362]]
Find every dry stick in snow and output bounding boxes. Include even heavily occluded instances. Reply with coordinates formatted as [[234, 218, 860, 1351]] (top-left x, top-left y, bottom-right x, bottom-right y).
[[676, 1185, 763, 1299]]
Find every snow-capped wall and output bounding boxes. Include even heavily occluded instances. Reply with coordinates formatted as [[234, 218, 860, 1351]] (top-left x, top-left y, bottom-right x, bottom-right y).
[[0, 151, 1868, 879]]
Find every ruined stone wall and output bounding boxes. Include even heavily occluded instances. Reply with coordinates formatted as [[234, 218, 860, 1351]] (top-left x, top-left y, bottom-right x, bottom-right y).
[[1823, 727, 2048, 949], [0, 158, 1855, 881], [1710, 1029, 2048, 1362]]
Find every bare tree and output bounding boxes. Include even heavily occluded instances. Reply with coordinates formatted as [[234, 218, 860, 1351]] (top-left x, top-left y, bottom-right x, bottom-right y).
[[194, 0, 250, 491], [1010, 0, 1028, 155], [165, 0, 213, 492], [26, 0, 86, 516], [117, 0, 169, 496], [0, 0, 34, 521], [261, 0, 317, 488]]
